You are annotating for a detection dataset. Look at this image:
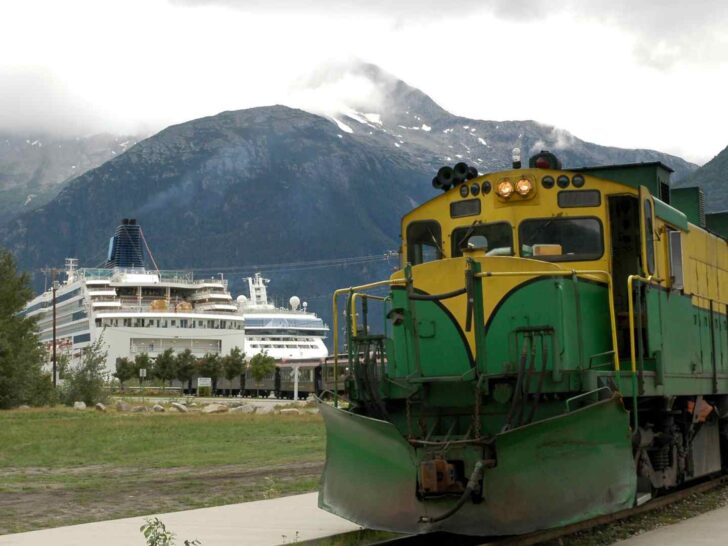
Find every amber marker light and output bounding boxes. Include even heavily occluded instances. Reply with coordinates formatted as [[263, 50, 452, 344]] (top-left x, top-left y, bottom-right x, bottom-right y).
[[496, 179, 514, 198], [516, 177, 533, 196]]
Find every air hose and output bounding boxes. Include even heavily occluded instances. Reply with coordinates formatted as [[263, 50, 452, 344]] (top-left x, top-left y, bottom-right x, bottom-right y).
[[418, 460, 485, 524]]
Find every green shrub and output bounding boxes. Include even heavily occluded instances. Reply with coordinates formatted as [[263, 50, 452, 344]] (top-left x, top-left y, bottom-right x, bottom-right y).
[[60, 338, 109, 406], [197, 386, 211, 397]]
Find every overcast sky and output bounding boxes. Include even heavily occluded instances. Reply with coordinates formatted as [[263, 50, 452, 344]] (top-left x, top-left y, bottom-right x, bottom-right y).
[[1, 0, 727, 164]]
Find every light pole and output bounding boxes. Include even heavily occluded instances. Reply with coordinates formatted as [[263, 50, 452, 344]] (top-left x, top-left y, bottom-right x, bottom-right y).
[[52, 269, 58, 387]]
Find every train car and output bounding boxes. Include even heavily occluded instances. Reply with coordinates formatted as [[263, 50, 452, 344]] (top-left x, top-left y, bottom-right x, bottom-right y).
[[318, 152, 728, 536], [241, 357, 349, 399]]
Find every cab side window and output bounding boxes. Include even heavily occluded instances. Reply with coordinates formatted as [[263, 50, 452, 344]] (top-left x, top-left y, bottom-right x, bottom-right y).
[[406, 221, 443, 265], [644, 200, 655, 275]]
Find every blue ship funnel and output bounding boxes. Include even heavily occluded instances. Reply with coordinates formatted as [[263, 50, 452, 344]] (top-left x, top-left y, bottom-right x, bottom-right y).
[[105, 218, 145, 268]]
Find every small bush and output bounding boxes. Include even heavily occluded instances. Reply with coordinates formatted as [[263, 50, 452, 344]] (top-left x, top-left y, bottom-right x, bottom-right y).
[[141, 517, 200, 546], [60, 338, 109, 406], [197, 386, 211, 397]]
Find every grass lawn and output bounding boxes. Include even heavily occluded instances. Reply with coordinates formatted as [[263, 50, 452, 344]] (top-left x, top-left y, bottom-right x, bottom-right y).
[[0, 407, 325, 534]]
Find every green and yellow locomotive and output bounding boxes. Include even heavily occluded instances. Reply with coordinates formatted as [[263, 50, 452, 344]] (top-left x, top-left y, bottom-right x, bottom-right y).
[[318, 151, 728, 535]]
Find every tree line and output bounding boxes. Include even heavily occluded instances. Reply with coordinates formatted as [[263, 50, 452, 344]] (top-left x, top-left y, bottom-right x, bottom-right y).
[[114, 348, 275, 394]]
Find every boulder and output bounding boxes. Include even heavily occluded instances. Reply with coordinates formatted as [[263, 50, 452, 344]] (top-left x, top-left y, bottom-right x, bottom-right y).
[[18, 405, 31, 410], [95, 403, 107, 412], [256, 405, 274, 415], [202, 403, 229, 414], [115, 401, 132, 412], [170, 402, 189, 413], [131, 405, 148, 413], [279, 408, 302, 416], [73, 401, 86, 410], [152, 404, 165, 412], [306, 408, 320, 415], [230, 405, 256, 414]]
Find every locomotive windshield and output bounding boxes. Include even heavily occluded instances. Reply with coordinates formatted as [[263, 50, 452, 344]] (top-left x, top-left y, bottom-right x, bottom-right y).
[[519, 217, 603, 261], [451, 222, 513, 257], [407, 220, 443, 265]]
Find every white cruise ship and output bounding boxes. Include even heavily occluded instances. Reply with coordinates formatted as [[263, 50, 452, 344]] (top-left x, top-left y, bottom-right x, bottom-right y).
[[22, 219, 245, 374], [237, 273, 329, 362]]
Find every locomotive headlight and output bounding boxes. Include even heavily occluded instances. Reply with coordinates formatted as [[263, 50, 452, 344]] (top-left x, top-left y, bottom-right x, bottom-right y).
[[496, 179, 514, 198], [516, 177, 533, 196]]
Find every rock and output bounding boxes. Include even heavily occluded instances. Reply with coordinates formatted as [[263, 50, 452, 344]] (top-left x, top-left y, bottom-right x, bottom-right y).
[[201, 403, 229, 414], [230, 405, 256, 414], [306, 408, 320, 415], [189, 402, 199, 407], [279, 408, 302, 416], [229, 401, 244, 408], [115, 401, 132, 412], [73, 401, 86, 410], [152, 404, 165, 412], [170, 402, 188, 413], [131, 405, 148, 413], [18, 405, 31, 410], [95, 403, 107, 412], [256, 405, 274, 415]]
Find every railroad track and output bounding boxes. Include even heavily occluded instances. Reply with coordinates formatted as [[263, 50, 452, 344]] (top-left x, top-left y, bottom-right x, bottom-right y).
[[307, 475, 728, 546]]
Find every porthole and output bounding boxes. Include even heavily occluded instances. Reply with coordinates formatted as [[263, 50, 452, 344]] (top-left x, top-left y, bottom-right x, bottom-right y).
[[470, 183, 480, 196], [572, 175, 585, 188], [482, 181, 492, 194], [459, 184, 469, 198], [541, 176, 555, 189], [557, 175, 570, 188]]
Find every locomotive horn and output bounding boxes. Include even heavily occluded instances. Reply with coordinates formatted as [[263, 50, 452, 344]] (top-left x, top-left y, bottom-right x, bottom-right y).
[[453, 162, 469, 183], [466, 166, 479, 180], [432, 176, 449, 191], [435, 166, 454, 190]]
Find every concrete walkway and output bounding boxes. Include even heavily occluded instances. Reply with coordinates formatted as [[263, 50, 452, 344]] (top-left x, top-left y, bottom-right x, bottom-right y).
[[615, 503, 728, 545], [0, 493, 360, 546]]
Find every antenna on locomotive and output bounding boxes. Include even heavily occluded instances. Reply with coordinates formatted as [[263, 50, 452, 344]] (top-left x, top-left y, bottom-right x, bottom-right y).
[[512, 147, 521, 169]]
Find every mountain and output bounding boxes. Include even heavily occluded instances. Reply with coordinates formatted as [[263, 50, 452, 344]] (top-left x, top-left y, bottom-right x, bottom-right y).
[[0, 63, 703, 329], [0, 133, 140, 219], [316, 63, 698, 181], [674, 145, 728, 212]]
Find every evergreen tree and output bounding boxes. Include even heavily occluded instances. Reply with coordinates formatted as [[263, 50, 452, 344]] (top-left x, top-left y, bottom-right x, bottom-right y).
[[248, 353, 276, 397], [175, 349, 197, 394], [0, 250, 54, 408], [134, 353, 152, 390], [197, 352, 223, 395], [222, 347, 246, 396], [153, 348, 177, 390], [114, 357, 135, 391]]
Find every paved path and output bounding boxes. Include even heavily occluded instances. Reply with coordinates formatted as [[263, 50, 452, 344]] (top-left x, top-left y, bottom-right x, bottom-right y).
[[0, 493, 360, 546], [615, 503, 728, 545]]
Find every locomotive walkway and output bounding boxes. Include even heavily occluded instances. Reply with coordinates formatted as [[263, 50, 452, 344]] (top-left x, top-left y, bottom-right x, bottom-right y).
[[0, 493, 359, 546]]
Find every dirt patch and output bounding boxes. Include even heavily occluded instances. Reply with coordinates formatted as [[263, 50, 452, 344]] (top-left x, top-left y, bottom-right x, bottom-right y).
[[0, 461, 324, 535]]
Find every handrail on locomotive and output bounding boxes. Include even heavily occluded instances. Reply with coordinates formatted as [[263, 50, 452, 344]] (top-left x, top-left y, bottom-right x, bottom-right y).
[[329, 261, 655, 424]]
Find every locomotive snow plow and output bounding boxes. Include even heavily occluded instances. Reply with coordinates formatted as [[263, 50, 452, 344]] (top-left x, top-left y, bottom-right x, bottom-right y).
[[318, 393, 635, 535]]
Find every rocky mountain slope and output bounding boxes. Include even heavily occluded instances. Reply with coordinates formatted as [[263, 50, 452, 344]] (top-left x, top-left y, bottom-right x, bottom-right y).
[[675, 145, 728, 212], [318, 63, 697, 181], [0, 133, 139, 218]]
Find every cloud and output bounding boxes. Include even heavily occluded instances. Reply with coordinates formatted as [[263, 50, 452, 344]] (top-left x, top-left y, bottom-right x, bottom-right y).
[[0, 67, 108, 135], [173, 0, 728, 69]]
